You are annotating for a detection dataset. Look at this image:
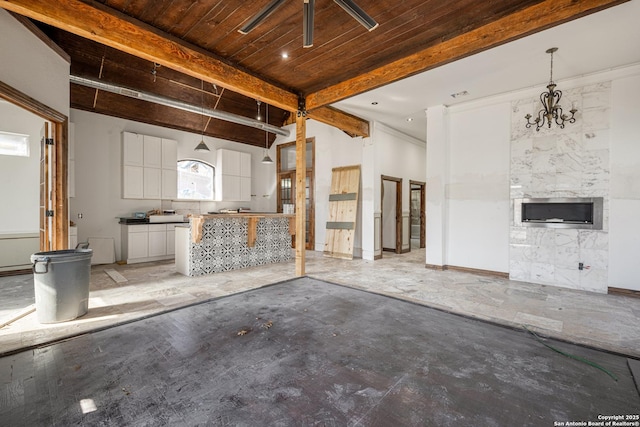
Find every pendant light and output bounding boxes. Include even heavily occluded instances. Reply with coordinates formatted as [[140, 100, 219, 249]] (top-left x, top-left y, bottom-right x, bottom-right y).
[[194, 79, 210, 152], [261, 102, 274, 164]]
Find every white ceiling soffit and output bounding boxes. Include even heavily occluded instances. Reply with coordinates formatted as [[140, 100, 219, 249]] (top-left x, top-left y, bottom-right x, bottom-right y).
[[333, 0, 640, 141]]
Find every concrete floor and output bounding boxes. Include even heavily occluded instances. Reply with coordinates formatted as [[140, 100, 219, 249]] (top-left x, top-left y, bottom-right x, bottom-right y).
[[1, 277, 637, 426], [0, 248, 639, 358]]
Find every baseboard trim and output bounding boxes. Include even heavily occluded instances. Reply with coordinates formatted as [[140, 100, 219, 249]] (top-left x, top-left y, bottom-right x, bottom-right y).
[[425, 264, 508, 278], [608, 287, 640, 299], [0, 268, 31, 277]]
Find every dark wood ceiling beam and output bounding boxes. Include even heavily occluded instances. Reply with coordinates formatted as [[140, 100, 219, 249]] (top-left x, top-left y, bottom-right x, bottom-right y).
[[306, 107, 370, 138], [1, 0, 371, 138], [0, 0, 299, 112], [305, 0, 628, 110]]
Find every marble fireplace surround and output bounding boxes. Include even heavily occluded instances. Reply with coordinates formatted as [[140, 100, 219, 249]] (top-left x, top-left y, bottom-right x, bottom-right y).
[[509, 82, 610, 293]]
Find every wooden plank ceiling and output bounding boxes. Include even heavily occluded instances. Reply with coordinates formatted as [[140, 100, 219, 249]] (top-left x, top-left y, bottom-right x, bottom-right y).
[[1, 0, 627, 147]]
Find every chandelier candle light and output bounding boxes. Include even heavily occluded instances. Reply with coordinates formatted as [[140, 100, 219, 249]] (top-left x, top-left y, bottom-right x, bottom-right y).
[[525, 47, 577, 132]]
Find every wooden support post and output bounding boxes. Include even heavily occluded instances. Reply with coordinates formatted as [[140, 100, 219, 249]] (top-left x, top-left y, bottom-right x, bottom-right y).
[[247, 217, 259, 248], [295, 113, 307, 276]]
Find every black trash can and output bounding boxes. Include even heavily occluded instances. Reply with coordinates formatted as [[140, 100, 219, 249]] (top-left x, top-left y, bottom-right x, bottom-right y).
[[31, 249, 93, 323]]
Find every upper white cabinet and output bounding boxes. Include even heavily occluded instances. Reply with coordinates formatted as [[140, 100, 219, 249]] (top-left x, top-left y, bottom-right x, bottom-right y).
[[122, 132, 143, 166], [122, 132, 178, 200], [143, 135, 162, 168], [215, 148, 251, 201]]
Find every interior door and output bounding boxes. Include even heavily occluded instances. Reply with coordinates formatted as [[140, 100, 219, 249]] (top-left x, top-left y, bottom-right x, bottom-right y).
[[278, 170, 314, 250], [381, 175, 402, 254]]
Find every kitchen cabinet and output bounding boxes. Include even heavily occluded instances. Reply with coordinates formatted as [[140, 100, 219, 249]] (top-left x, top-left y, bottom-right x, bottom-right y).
[[122, 132, 177, 200], [122, 225, 149, 262], [148, 224, 167, 257], [215, 149, 251, 201], [123, 132, 143, 166], [143, 167, 161, 199], [143, 135, 161, 168], [121, 223, 180, 264], [123, 165, 144, 199]]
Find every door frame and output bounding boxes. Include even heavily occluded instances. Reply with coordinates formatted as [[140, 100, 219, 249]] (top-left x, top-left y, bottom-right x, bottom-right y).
[[381, 175, 402, 255], [276, 138, 315, 250], [0, 80, 69, 251], [410, 180, 426, 249]]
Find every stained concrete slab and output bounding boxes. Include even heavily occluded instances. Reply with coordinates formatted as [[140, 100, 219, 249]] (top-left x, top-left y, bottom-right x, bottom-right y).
[[0, 277, 637, 426]]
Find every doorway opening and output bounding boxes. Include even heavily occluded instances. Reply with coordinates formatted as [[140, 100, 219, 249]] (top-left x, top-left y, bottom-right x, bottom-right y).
[[410, 181, 425, 250], [0, 81, 69, 259], [276, 138, 315, 250], [381, 175, 402, 255]]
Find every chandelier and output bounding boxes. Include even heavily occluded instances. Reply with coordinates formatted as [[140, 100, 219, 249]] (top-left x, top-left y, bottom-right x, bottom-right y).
[[525, 47, 577, 131]]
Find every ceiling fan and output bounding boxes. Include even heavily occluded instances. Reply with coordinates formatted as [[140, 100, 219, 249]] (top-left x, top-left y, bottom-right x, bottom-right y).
[[239, 0, 379, 48]]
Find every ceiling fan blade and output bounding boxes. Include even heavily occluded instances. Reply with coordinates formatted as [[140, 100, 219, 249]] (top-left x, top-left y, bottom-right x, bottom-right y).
[[238, 0, 287, 34], [333, 0, 378, 31], [303, 0, 315, 48]]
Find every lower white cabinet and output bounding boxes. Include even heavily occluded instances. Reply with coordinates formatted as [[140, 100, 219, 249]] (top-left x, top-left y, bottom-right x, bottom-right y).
[[121, 223, 180, 264]]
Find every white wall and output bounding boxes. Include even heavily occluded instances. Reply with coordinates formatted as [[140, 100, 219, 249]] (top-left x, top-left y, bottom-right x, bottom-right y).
[[425, 63, 640, 291], [609, 73, 640, 291], [70, 109, 276, 261], [447, 103, 511, 272], [373, 123, 427, 254], [0, 10, 70, 116], [0, 101, 42, 233]]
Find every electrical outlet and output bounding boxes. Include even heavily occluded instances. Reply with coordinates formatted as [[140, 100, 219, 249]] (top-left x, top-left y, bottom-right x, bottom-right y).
[[77, 213, 83, 219], [578, 262, 584, 270]]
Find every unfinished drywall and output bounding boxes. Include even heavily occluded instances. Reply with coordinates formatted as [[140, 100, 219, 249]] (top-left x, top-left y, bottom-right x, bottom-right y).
[[448, 103, 511, 272]]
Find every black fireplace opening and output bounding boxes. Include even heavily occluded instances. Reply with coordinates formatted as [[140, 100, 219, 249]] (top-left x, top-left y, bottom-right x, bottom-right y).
[[517, 197, 603, 229], [522, 202, 593, 224]]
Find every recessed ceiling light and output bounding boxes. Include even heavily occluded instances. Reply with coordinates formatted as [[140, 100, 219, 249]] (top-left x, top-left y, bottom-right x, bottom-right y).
[[406, 118, 413, 122], [451, 90, 469, 99], [281, 53, 289, 59], [371, 101, 378, 105]]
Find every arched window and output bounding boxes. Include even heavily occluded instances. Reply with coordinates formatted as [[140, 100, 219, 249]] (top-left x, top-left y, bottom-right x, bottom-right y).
[[177, 159, 214, 200]]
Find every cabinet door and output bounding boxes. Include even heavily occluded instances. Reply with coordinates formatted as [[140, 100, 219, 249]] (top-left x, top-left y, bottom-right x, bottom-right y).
[[240, 176, 251, 202], [166, 224, 176, 256], [128, 230, 148, 259], [239, 152, 251, 178], [219, 149, 241, 176], [144, 168, 161, 199], [143, 135, 162, 168], [162, 169, 177, 200], [123, 165, 144, 199], [161, 138, 177, 169], [219, 175, 241, 201], [148, 227, 167, 257], [123, 132, 143, 166]]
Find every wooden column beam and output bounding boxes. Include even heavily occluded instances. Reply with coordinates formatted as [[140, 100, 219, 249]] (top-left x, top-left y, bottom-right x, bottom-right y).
[[306, 0, 628, 110], [0, 0, 298, 112], [295, 113, 307, 277]]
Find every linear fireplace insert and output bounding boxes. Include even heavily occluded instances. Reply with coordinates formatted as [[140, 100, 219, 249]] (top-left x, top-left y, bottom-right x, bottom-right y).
[[514, 197, 603, 229]]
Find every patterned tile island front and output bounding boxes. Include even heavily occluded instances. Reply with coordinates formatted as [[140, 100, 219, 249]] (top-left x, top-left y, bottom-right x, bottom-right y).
[[175, 214, 295, 276]]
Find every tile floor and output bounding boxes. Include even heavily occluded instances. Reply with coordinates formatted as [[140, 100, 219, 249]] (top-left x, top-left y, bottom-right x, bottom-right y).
[[1, 248, 639, 358]]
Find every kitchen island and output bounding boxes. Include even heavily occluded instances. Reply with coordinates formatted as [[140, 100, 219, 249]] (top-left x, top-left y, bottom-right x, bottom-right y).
[[175, 213, 295, 276]]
